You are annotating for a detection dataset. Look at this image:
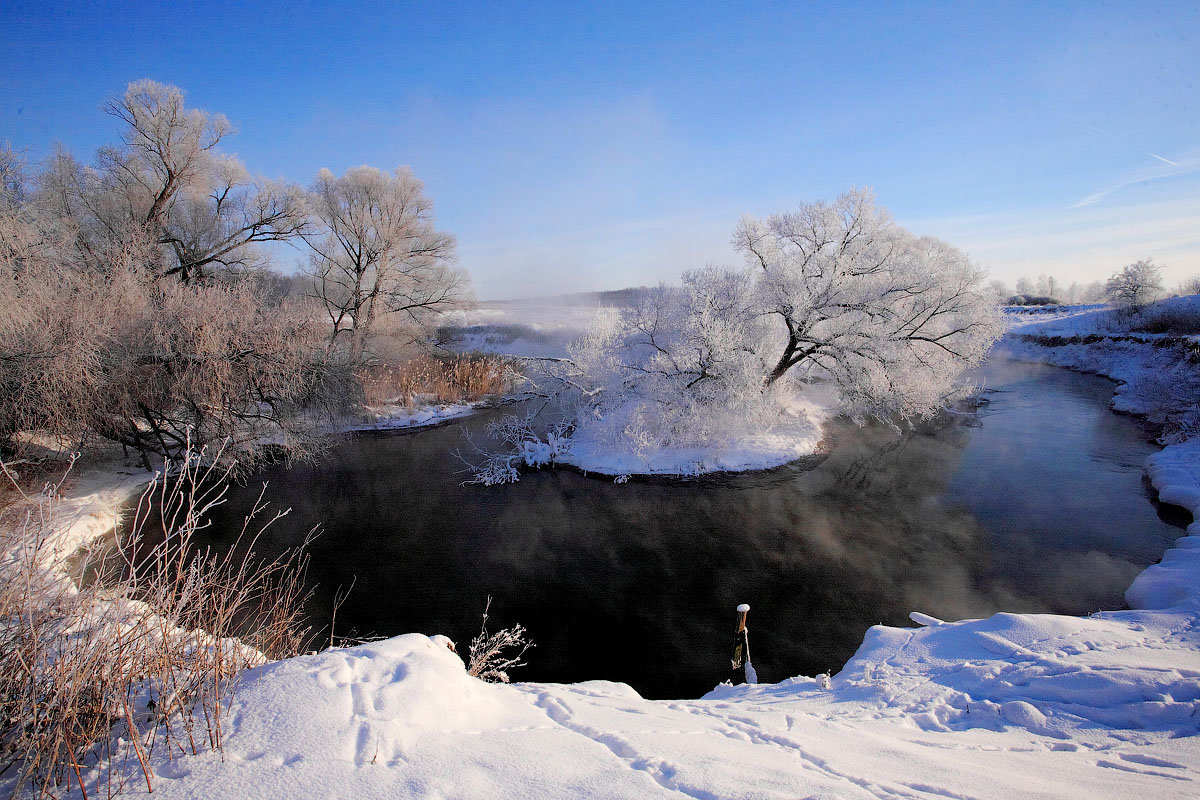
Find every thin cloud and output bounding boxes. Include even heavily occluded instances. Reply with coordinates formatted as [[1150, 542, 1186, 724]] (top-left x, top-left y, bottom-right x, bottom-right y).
[[1072, 155, 1200, 208], [1078, 121, 1179, 166], [910, 195, 1200, 285]]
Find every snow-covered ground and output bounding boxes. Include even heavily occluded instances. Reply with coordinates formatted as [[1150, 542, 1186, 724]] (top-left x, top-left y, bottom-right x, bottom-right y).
[[1, 446, 157, 570], [16, 299, 1200, 799], [348, 400, 486, 432], [102, 602, 1200, 799], [559, 386, 837, 477]]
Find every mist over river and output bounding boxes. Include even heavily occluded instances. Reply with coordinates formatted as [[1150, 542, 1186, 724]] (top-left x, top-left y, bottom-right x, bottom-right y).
[[175, 356, 1182, 699]]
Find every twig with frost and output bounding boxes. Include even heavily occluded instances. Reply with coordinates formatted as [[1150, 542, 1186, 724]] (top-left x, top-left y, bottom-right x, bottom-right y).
[[466, 597, 533, 683], [455, 416, 574, 486]]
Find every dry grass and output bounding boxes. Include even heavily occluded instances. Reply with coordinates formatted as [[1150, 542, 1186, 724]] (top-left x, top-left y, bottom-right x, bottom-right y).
[[357, 354, 511, 408], [466, 597, 533, 684], [1130, 303, 1200, 336], [0, 446, 314, 799]]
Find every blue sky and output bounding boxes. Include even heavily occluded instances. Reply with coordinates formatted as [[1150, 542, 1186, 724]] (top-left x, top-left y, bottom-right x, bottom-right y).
[[2, 0, 1197, 298]]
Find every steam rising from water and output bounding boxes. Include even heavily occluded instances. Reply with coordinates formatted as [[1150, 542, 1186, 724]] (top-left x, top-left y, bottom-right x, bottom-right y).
[[185, 358, 1179, 698]]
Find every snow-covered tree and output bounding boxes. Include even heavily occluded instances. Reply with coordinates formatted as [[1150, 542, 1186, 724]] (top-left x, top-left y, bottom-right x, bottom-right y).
[[304, 166, 468, 362], [566, 267, 780, 454], [1174, 274, 1200, 297], [1035, 274, 1059, 300], [37, 80, 309, 283], [1107, 258, 1164, 310], [540, 189, 1005, 467], [0, 90, 356, 464], [986, 280, 1011, 303], [733, 188, 1004, 417]]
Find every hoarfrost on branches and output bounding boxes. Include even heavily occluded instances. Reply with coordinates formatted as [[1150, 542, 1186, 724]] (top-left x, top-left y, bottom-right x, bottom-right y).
[[468, 189, 1003, 481], [466, 598, 533, 684], [462, 416, 574, 486], [734, 187, 1004, 418], [1106, 258, 1164, 311]]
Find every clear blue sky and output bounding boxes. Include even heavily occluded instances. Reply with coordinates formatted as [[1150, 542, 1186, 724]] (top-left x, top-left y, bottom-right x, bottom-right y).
[[2, 0, 1197, 298]]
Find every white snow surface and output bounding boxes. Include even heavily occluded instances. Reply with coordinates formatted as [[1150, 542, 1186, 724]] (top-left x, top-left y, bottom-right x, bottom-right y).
[[559, 385, 836, 477], [122, 616, 1200, 800], [349, 400, 483, 432]]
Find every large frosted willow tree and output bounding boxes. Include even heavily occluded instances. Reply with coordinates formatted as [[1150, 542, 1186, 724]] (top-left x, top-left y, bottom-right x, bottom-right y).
[[563, 189, 1004, 457], [734, 187, 1003, 418], [304, 166, 468, 363]]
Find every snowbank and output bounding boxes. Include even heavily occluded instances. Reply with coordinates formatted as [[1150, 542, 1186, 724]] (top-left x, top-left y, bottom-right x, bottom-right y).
[[125, 625, 1200, 800], [1128, 439, 1200, 611], [560, 386, 836, 478], [348, 401, 484, 432], [0, 450, 156, 571]]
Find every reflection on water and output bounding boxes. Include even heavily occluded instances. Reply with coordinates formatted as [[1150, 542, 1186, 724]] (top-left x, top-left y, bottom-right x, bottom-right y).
[[190, 356, 1181, 699]]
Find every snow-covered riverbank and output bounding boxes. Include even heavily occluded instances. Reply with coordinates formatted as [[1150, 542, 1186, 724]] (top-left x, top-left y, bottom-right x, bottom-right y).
[[1001, 299, 1200, 616], [347, 400, 489, 433], [17, 301, 1200, 799], [558, 384, 837, 478]]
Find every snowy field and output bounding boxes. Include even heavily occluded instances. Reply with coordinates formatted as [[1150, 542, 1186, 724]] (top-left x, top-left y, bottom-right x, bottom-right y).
[[18, 299, 1200, 799]]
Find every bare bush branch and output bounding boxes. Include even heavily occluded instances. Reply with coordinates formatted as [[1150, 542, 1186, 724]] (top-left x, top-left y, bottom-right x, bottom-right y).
[[466, 598, 533, 684]]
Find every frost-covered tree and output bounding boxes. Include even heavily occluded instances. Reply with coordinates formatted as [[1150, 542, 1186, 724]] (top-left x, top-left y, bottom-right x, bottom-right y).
[[986, 279, 1011, 303], [304, 166, 468, 362], [1060, 280, 1105, 305], [1035, 273, 1059, 300], [1107, 258, 1164, 310], [37, 80, 308, 283], [0, 91, 356, 464], [537, 189, 1005, 468], [733, 188, 1004, 417], [566, 267, 779, 454], [1174, 274, 1200, 297]]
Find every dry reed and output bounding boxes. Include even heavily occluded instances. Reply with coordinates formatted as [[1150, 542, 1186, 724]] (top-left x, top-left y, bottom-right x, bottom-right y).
[[0, 445, 314, 799], [357, 354, 511, 408]]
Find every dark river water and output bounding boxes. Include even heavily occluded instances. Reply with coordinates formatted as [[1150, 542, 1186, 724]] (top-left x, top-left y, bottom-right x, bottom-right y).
[[183, 356, 1182, 699]]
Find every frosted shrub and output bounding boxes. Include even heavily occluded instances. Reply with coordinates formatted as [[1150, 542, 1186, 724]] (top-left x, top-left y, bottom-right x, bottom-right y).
[[463, 417, 573, 486], [466, 599, 533, 684]]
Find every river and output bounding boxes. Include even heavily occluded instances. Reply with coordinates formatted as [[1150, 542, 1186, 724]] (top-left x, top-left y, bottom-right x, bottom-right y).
[[182, 356, 1182, 699]]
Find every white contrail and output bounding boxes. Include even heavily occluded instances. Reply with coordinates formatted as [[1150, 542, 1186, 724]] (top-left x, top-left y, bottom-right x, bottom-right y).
[[1080, 121, 1179, 166]]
